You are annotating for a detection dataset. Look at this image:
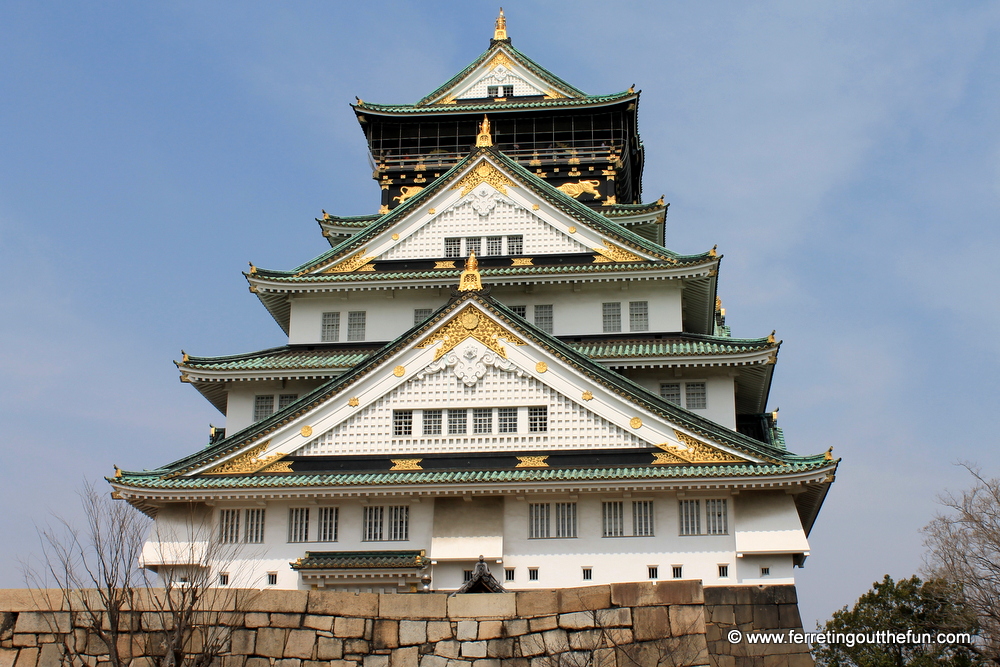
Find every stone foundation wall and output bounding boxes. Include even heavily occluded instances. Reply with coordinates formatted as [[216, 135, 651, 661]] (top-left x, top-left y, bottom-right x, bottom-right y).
[[0, 583, 812, 667]]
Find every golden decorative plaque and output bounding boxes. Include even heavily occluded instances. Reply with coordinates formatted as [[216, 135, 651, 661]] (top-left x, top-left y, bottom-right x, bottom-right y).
[[391, 233, 399, 240], [582, 391, 594, 401], [300, 425, 313, 438], [630, 417, 643, 429], [348, 397, 359, 407], [515, 455, 549, 468], [535, 362, 548, 373], [393, 366, 406, 377], [390, 459, 423, 471]]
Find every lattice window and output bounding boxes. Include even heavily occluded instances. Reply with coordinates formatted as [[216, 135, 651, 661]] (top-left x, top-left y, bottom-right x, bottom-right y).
[[321, 312, 340, 342], [219, 509, 240, 543], [528, 406, 548, 432], [686, 382, 707, 410], [244, 508, 265, 543], [466, 237, 481, 256], [413, 308, 433, 326], [253, 395, 274, 422], [679, 500, 700, 536], [706, 499, 728, 535], [633, 501, 654, 537], [318, 507, 338, 542], [534, 305, 553, 333], [510, 305, 527, 318], [498, 407, 518, 433], [503, 84, 514, 97], [507, 234, 524, 255], [602, 502, 624, 537], [602, 302, 621, 333], [487, 85, 499, 97], [473, 408, 492, 434], [445, 237, 462, 257], [278, 394, 298, 410], [629, 301, 649, 332], [347, 311, 366, 341], [486, 236, 503, 256], [555, 503, 577, 538], [660, 383, 681, 406], [288, 508, 309, 543], [423, 409, 442, 435], [528, 503, 550, 539], [393, 410, 413, 437], [448, 409, 467, 435]]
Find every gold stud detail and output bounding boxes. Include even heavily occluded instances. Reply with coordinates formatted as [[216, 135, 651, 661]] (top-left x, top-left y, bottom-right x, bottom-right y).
[[348, 397, 359, 407], [429, 208, 436, 214], [568, 226, 576, 234], [582, 391, 593, 401], [392, 233, 399, 240], [300, 425, 313, 438], [532, 204, 540, 210], [535, 362, 548, 373], [393, 366, 406, 377], [630, 417, 643, 429]]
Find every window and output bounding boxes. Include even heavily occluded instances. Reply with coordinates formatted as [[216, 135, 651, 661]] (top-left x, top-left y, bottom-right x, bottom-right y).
[[534, 305, 553, 333], [347, 311, 366, 341], [706, 499, 728, 535], [672, 566, 683, 579], [486, 236, 503, 256], [498, 407, 518, 433], [288, 508, 309, 542], [629, 301, 649, 332], [686, 382, 707, 409], [253, 395, 274, 422], [318, 507, 338, 542], [423, 409, 442, 435], [321, 312, 340, 342], [602, 302, 621, 333], [414, 308, 433, 325], [528, 503, 550, 539], [266, 572, 278, 586], [555, 503, 577, 538], [448, 409, 467, 435], [466, 237, 481, 256], [278, 394, 298, 410], [463, 570, 473, 582], [718, 564, 729, 578], [602, 501, 624, 537], [244, 508, 265, 543], [528, 406, 548, 432], [633, 501, 654, 537], [503, 84, 514, 97], [219, 509, 241, 543], [473, 408, 492, 434], [528, 568, 539, 581], [582, 568, 592, 581], [649, 566, 659, 580], [659, 383, 681, 406], [393, 410, 413, 437], [445, 237, 462, 257], [679, 499, 701, 536], [505, 568, 515, 582], [510, 305, 527, 318], [507, 235, 523, 255], [760, 567, 770, 577], [487, 85, 499, 97], [364, 505, 409, 541], [218, 573, 229, 586]]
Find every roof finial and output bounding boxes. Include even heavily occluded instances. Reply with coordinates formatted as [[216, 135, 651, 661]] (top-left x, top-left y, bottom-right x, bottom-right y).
[[458, 251, 483, 292], [476, 115, 493, 147], [494, 8, 508, 41]]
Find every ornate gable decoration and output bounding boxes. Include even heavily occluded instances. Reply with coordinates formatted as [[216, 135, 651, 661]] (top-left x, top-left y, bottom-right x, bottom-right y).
[[452, 160, 516, 197], [203, 441, 288, 475], [416, 304, 525, 361], [652, 431, 747, 465]]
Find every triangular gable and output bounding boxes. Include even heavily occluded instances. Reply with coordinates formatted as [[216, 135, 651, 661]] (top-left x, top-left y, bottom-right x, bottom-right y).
[[302, 151, 671, 275], [186, 295, 777, 477]]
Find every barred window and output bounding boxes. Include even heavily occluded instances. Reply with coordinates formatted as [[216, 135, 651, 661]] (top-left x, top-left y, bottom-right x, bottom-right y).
[[253, 395, 274, 422], [629, 301, 649, 332], [582, 568, 592, 581], [555, 503, 577, 538], [448, 409, 467, 435], [528, 503, 550, 539], [487, 85, 499, 97], [505, 568, 515, 582], [718, 564, 729, 578], [498, 407, 518, 433], [423, 409, 442, 435], [393, 410, 413, 437], [528, 568, 538, 581], [463, 570, 473, 582], [387, 505, 409, 541], [602, 501, 624, 537], [507, 235, 523, 255], [413, 308, 433, 326], [633, 500, 654, 537], [218, 573, 229, 586], [502, 85, 514, 97], [288, 508, 309, 542], [679, 499, 701, 536], [347, 311, 366, 342], [278, 394, 298, 410], [602, 302, 621, 333], [266, 573, 278, 586], [466, 237, 481, 256], [318, 507, 338, 542], [363, 506, 383, 541], [445, 237, 462, 257], [321, 312, 340, 342], [219, 509, 240, 543], [706, 499, 728, 535], [534, 305, 553, 334], [528, 406, 548, 432], [510, 305, 527, 318], [486, 236, 503, 256], [659, 383, 681, 406], [649, 566, 660, 580], [672, 566, 683, 579], [686, 382, 707, 409], [473, 408, 492, 434], [244, 508, 265, 543]]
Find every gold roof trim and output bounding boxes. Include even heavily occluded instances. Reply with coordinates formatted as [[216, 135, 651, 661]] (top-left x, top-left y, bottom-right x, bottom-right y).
[[452, 159, 516, 197], [416, 303, 525, 360]]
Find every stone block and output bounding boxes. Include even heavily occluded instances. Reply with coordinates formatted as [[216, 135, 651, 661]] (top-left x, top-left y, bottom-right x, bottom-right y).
[[595, 607, 631, 628], [541, 629, 568, 654], [434, 641, 460, 659], [448, 595, 515, 620], [591, 647, 615, 667], [501, 619, 527, 637], [128, 658, 155, 667], [380, 595, 447, 620], [708, 604, 736, 625], [703, 586, 740, 606], [0, 591, 63, 612], [527, 617, 556, 633], [456, 621, 478, 641], [35, 644, 61, 667], [363, 655, 389, 667], [244, 612, 270, 628], [752, 605, 781, 630], [274, 660, 301, 667], [568, 629, 601, 651], [398, 620, 427, 646], [558, 585, 611, 613], [231, 629, 256, 655], [418, 656, 448, 667], [610, 580, 703, 608], [284, 630, 317, 659], [513, 591, 557, 619], [237, 589, 308, 614], [14, 614, 71, 635], [485, 639, 513, 658], [557, 611, 595, 630], [374, 620, 400, 649], [335, 617, 368, 638], [778, 604, 802, 629], [471, 661, 500, 667], [0, 649, 17, 667], [307, 591, 379, 618], [13, 647, 37, 667], [604, 627, 633, 646], [461, 642, 486, 658], [734, 604, 753, 625], [749, 585, 797, 606], [223, 656, 246, 667], [303, 615, 333, 631], [445, 660, 470, 667], [272, 614, 304, 629], [477, 621, 503, 640], [633, 606, 671, 642], [344, 638, 370, 654], [390, 646, 419, 667], [517, 633, 545, 657], [245, 658, 270, 667], [426, 621, 452, 643], [669, 605, 706, 636], [255, 627, 288, 658], [10, 637, 34, 649], [317, 636, 344, 660]]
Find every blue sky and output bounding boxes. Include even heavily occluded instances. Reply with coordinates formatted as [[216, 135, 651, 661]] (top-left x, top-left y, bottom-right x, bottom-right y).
[[2, 2, 998, 626]]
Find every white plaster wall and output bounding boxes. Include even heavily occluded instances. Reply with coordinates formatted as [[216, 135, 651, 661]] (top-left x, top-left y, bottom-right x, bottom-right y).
[[225, 380, 325, 434], [288, 293, 447, 345], [733, 492, 810, 556]]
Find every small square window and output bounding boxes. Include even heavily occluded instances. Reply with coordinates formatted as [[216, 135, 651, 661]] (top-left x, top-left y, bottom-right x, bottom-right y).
[[629, 301, 649, 332], [448, 409, 467, 435], [718, 564, 729, 578], [445, 237, 462, 257], [278, 394, 298, 410], [505, 568, 515, 582], [321, 312, 340, 342], [507, 235, 523, 255], [487, 85, 499, 97], [534, 305, 553, 334], [685, 382, 707, 410], [473, 408, 492, 434], [393, 410, 413, 437], [486, 236, 503, 256], [528, 406, 548, 433], [466, 237, 482, 256], [266, 572, 278, 586], [498, 407, 518, 433], [218, 573, 229, 586], [347, 311, 366, 342], [414, 308, 433, 326], [659, 383, 681, 406], [761, 567, 770, 577], [511, 305, 527, 318], [253, 395, 275, 422], [672, 566, 683, 579], [463, 570, 473, 582], [528, 568, 539, 581], [602, 302, 621, 333], [502, 85, 514, 97], [582, 568, 593, 581], [423, 409, 442, 436], [649, 566, 659, 580]]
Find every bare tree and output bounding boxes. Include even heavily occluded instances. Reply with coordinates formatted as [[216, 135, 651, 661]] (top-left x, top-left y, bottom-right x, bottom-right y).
[[923, 464, 1000, 664]]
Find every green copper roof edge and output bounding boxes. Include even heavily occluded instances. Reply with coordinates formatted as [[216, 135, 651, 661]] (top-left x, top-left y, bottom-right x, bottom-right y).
[[360, 92, 634, 114]]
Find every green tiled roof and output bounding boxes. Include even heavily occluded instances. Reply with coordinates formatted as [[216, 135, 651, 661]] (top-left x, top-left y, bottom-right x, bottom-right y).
[[358, 92, 634, 115], [600, 201, 666, 218], [181, 347, 372, 372], [292, 550, 427, 570], [318, 214, 380, 228], [570, 337, 774, 359]]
